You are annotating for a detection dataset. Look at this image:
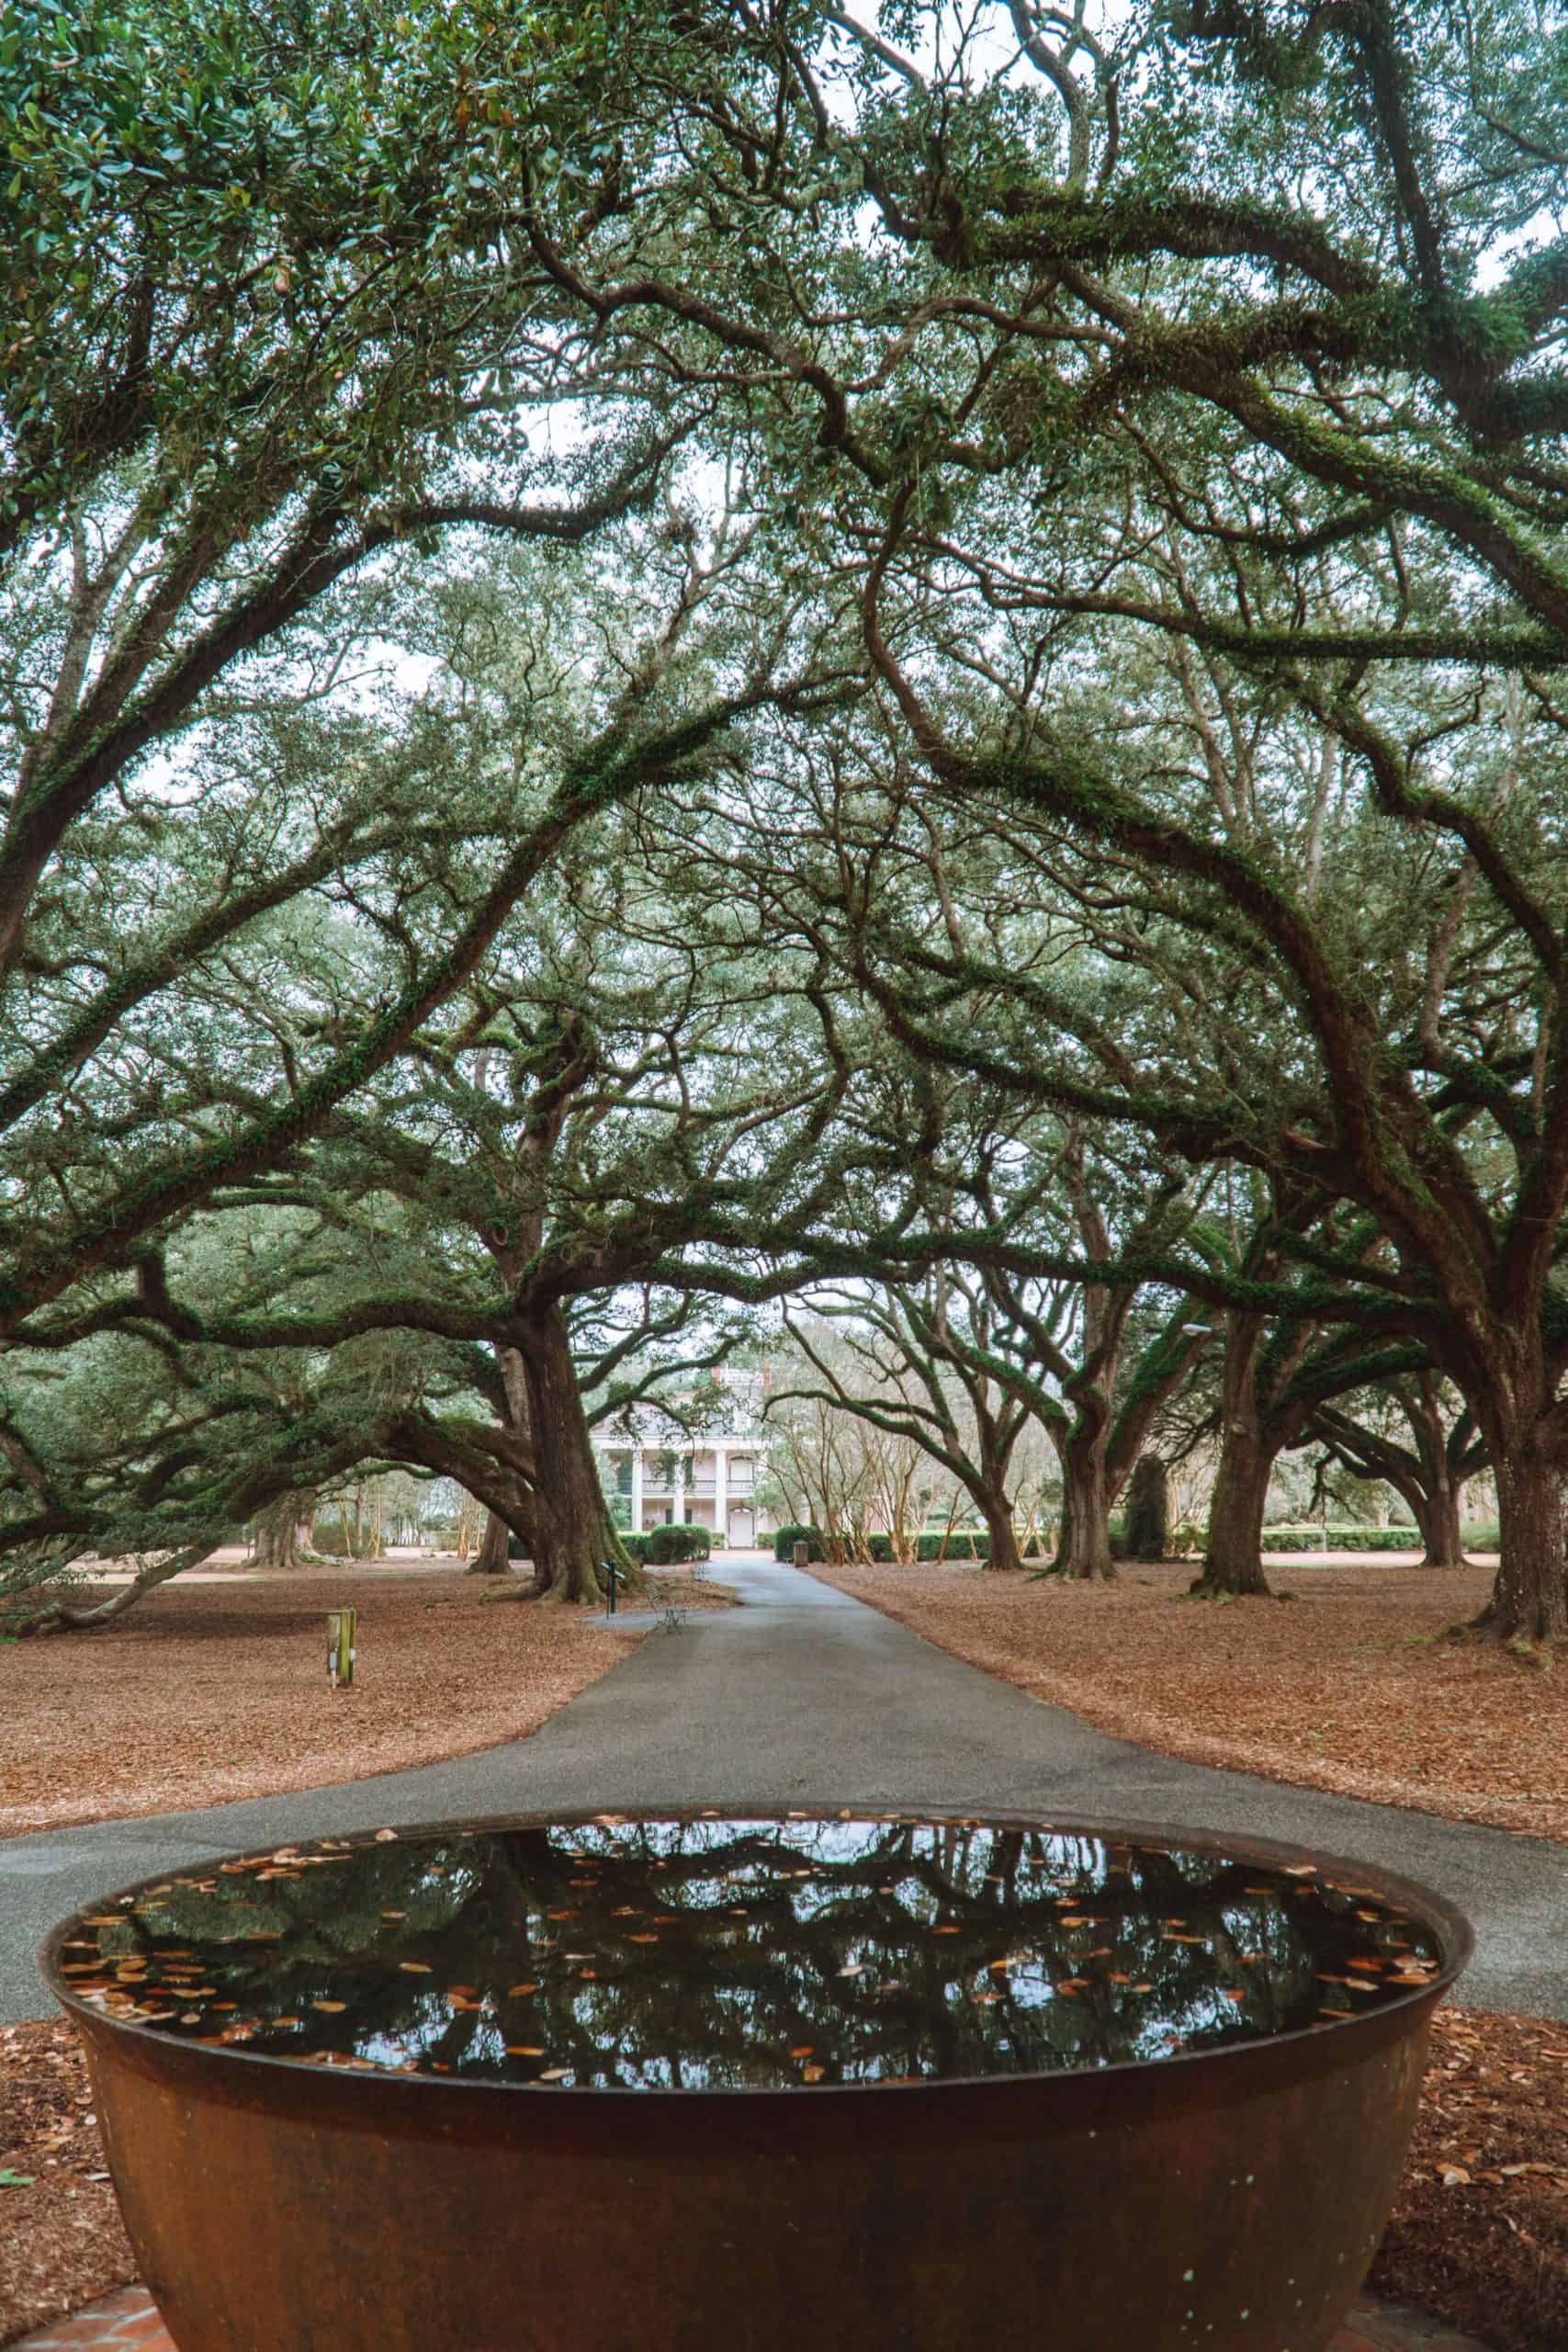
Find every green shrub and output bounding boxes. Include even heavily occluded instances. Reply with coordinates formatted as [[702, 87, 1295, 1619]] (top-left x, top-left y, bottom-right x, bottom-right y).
[[631, 1523, 713, 1565], [1258, 1524, 1424, 1553], [915, 1531, 990, 1561], [773, 1523, 826, 1562], [311, 1520, 354, 1556]]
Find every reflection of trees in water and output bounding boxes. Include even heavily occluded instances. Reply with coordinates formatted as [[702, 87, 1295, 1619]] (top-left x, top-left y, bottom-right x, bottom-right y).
[[84, 1822, 1436, 2088]]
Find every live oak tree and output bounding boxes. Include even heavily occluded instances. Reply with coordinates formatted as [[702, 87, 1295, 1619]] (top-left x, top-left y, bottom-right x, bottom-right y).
[[1308, 1374, 1487, 1570], [0, 513, 846, 1618], [489, 1, 1568, 1638], [14, 0, 1568, 1639], [0, 0, 730, 1355]]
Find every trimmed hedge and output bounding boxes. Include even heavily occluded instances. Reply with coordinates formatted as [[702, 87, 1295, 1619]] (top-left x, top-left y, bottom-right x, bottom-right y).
[[1258, 1524, 1425, 1553], [773, 1524, 826, 1562], [626, 1523, 713, 1565], [916, 1532, 989, 1561]]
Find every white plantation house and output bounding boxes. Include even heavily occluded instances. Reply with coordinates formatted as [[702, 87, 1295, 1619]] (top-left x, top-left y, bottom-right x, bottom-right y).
[[592, 1373, 775, 1549]]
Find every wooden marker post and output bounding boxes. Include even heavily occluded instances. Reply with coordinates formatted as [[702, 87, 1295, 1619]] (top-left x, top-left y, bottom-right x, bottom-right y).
[[327, 1608, 357, 1690]]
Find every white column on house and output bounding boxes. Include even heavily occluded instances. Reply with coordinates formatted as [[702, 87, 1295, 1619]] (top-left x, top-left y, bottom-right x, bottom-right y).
[[714, 1442, 728, 1548], [631, 1448, 645, 1535], [673, 1454, 687, 1526]]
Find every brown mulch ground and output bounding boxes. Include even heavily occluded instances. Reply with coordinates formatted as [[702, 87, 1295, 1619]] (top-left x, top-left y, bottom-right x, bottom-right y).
[[1371, 2007, 1568, 2351], [811, 1559, 1568, 1844], [0, 1566, 733, 1840], [3, 2006, 1562, 2350], [0, 2018, 132, 2346]]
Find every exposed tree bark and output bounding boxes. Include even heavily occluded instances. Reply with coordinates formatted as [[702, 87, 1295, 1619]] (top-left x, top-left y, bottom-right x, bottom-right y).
[[978, 1491, 1023, 1575], [1473, 1419, 1568, 1645], [1196, 1421, 1278, 1598], [1122, 1453, 1170, 1561], [249, 1493, 313, 1571], [12, 1543, 213, 1635], [468, 1509, 513, 1576], [1048, 1422, 1117, 1582], [515, 1305, 642, 1604], [1193, 1317, 1276, 1598], [1412, 1472, 1466, 1572]]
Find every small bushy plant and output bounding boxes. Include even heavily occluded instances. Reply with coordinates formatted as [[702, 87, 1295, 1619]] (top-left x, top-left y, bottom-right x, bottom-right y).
[[773, 1523, 826, 1561], [627, 1523, 713, 1565]]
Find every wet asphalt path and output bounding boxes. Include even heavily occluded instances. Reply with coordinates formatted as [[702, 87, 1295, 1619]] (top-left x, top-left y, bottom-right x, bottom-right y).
[[4, 1557, 1562, 2021]]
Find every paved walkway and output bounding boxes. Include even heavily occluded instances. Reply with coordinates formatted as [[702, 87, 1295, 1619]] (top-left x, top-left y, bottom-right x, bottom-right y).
[[6, 2284, 1492, 2351], [4, 1558, 1564, 2022], [6, 1557, 1550, 2351]]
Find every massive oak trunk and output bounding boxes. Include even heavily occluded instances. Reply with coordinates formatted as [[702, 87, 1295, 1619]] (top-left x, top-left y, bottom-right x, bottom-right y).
[[249, 1493, 313, 1571], [1048, 1421, 1116, 1582], [1477, 1430, 1568, 1645], [1193, 1318, 1274, 1598], [978, 1495, 1023, 1575], [516, 1305, 640, 1605], [1122, 1454, 1170, 1561], [1403, 1376, 1471, 1567], [1411, 1472, 1466, 1571], [468, 1510, 513, 1576], [1195, 1426, 1277, 1597]]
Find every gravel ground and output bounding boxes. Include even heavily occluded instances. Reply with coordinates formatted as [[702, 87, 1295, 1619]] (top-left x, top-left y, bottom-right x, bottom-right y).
[[0, 1567, 732, 1840], [811, 1559, 1567, 1843], [3, 2005, 1562, 2351]]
